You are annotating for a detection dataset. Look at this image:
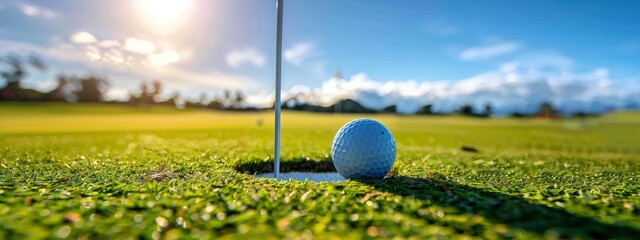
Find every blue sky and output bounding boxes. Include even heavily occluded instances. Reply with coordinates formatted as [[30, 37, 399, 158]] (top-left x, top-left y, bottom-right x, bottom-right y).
[[285, 0, 640, 80], [0, 0, 639, 109]]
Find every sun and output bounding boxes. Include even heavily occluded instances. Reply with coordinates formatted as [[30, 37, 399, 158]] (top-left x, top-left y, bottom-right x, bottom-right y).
[[134, 0, 195, 35]]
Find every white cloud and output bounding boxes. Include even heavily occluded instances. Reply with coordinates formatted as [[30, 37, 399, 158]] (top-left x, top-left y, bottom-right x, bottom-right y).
[[0, 38, 260, 100], [147, 50, 180, 67], [70, 32, 97, 44], [70, 34, 183, 69], [18, 3, 57, 18], [124, 37, 156, 54], [460, 42, 521, 60], [99, 40, 120, 48], [226, 48, 265, 68], [285, 42, 316, 65], [84, 45, 101, 61], [68, 34, 179, 68], [0, 38, 84, 64], [283, 42, 327, 79], [103, 48, 125, 65], [278, 62, 637, 115]]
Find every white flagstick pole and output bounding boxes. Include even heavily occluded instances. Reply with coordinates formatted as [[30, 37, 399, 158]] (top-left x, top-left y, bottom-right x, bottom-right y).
[[274, 0, 284, 179]]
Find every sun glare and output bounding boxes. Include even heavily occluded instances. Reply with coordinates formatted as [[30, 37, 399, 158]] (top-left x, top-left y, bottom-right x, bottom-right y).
[[134, 0, 195, 35]]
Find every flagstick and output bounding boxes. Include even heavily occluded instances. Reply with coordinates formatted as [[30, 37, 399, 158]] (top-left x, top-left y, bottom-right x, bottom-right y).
[[274, 0, 284, 179]]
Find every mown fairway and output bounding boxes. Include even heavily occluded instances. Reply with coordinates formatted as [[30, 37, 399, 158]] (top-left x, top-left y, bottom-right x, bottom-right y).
[[1, 102, 639, 239]]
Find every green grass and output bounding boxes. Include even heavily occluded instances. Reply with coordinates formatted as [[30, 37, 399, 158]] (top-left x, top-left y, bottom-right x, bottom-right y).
[[1, 102, 639, 239]]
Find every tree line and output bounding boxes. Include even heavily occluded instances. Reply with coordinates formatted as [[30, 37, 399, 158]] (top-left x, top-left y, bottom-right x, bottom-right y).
[[1, 54, 594, 118], [281, 96, 570, 118], [0, 55, 256, 111]]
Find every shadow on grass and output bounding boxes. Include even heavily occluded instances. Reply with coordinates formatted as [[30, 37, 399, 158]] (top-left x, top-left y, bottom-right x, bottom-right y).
[[233, 158, 336, 175], [235, 159, 639, 238], [357, 174, 640, 238]]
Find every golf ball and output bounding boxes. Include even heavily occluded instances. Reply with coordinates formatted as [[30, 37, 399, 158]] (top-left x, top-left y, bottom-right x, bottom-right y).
[[331, 118, 396, 179]]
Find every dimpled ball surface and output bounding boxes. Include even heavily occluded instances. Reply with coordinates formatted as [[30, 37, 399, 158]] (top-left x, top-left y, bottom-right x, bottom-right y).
[[331, 118, 396, 179]]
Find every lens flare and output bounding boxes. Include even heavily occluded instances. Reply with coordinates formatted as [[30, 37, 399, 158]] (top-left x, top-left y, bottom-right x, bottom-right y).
[[134, 0, 195, 35]]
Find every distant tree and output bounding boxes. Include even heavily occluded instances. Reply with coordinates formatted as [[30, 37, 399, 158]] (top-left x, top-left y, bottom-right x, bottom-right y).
[[330, 99, 376, 113], [207, 99, 223, 110], [538, 102, 556, 119], [127, 80, 165, 105], [416, 104, 433, 115], [27, 56, 46, 70], [511, 112, 529, 118], [573, 112, 591, 118], [44, 75, 73, 102], [234, 90, 245, 108], [0, 55, 47, 101], [151, 80, 162, 97], [156, 90, 180, 108], [1, 56, 25, 86], [75, 75, 108, 102], [184, 98, 201, 109], [484, 103, 493, 117], [140, 82, 149, 95], [223, 89, 231, 107], [141, 82, 153, 104], [199, 92, 209, 107], [458, 104, 474, 116], [205, 93, 222, 110]]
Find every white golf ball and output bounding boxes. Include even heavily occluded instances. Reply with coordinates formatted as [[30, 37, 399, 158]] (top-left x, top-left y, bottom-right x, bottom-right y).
[[331, 118, 396, 179]]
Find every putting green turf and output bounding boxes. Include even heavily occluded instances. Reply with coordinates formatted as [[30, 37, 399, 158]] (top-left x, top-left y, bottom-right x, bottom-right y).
[[1, 102, 639, 239]]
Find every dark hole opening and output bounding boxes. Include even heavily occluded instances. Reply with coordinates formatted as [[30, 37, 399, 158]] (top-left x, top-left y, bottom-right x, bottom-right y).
[[234, 158, 336, 175]]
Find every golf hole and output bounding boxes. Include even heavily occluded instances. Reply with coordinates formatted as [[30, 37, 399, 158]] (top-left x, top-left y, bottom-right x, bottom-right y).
[[234, 159, 345, 182]]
